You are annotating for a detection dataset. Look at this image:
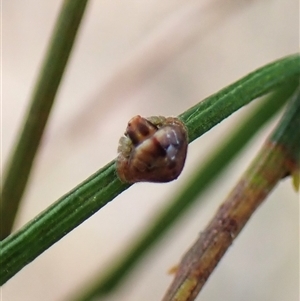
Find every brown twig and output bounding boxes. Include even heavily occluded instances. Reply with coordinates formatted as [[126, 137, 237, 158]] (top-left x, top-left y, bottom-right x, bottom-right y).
[[161, 88, 300, 301]]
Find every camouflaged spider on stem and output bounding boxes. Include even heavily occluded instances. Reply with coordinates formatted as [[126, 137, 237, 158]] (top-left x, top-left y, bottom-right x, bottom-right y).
[[116, 115, 188, 183]]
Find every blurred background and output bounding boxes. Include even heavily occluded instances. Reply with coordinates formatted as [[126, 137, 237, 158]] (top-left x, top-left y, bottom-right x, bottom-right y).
[[2, 0, 299, 300]]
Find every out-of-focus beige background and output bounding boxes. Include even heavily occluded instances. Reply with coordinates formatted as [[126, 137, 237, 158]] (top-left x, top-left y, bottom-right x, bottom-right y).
[[2, 1, 299, 300]]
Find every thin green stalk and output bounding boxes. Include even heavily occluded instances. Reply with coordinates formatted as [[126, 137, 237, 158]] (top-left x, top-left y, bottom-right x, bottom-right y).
[[180, 53, 300, 142], [162, 85, 300, 301], [0, 55, 299, 285], [71, 80, 299, 301], [0, 0, 89, 239]]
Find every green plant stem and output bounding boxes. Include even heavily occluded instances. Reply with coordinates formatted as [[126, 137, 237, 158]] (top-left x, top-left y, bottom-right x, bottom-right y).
[[0, 161, 130, 285], [0, 55, 299, 285], [0, 0, 89, 239], [180, 53, 300, 142], [71, 80, 298, 301], [162, 86, 300, 301]]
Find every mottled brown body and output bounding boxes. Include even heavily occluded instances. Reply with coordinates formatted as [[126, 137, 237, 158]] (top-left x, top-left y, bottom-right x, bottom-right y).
[[116, 115, 188, 183]]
